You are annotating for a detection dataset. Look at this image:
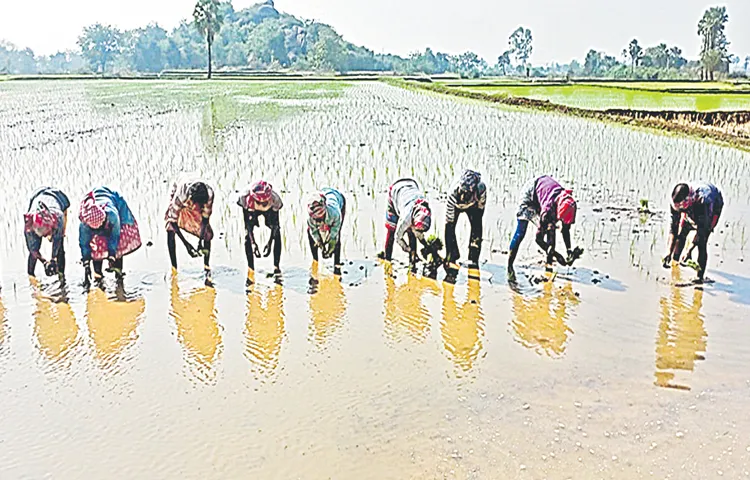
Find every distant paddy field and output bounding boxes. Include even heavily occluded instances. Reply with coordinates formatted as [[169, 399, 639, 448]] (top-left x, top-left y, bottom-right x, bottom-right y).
[[443, 81, 750, 112]]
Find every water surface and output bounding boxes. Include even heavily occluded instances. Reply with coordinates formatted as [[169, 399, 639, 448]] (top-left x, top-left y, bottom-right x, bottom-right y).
[[1, 80, 749, 478]]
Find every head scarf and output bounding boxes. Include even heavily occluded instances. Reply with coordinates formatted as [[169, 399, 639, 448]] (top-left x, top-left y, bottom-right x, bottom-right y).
[[671, 184, 696, 211], [412, 199, 432, 232], [24, 204, 57, 236], [456, 170, 481, 204], [459, 170, 481, 193], [307, 191, 327, 221], [79, 191, 106, 229], [557, 190, 577, 225], [249, 180, 273, 203]]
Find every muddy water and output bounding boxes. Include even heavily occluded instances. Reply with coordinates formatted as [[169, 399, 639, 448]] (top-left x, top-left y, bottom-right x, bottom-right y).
[[1, 81, 749, 478]]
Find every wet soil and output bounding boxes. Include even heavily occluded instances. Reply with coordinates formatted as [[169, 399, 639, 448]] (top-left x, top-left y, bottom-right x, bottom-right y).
[[1, 80, 749, 479]]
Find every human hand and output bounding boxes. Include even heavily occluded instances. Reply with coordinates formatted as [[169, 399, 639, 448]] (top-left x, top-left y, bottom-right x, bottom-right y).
[[186, 244, 200, 258], [679, 249, 693, 266], [553, 251, 568, 266], [105, 257, 116, 271], [251, 239, 261, 258], [409, 250, 419, 267], [263, 240, 273, 257], [44, 260, 58, 277], [566, 247, 584, 266], [662, 254, 672, 269]]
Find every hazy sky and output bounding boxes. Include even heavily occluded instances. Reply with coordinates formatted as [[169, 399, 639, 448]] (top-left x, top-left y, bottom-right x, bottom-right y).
[[2, 0, 748, 64]]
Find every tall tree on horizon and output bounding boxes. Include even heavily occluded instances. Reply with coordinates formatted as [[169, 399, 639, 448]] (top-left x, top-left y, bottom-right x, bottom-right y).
[[77, 24, 122, 73], [697, 6, 729, 81], [193, 0, 223, 78], [509, 27, 533, 77], [497, 50, 512, 76], [623, 39, 644, 77], [667, 46, 685, 68], [643, 43, 670, 69]]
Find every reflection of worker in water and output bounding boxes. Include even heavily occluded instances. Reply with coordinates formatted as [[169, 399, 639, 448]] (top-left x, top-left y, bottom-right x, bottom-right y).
[[654, 269, 707, 391], [31, 278, 79, 364], [86, 284, 145, 369], [441, 270, 485, 372], [383, 266, 440, 342], [170, 275, 221, 383], [510, 279, 579, 358], [309, 261, 346, 346], [245, 284, 285, 378]]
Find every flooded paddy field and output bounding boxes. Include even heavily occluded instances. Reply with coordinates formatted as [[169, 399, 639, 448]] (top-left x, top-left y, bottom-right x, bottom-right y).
[[1, 80, 750, 478], [407, 79, 750, 151], [455, 83, 750, 112]]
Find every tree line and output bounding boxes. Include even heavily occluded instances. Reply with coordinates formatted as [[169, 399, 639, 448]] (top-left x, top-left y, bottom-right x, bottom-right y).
[[0, 1, 747, 80]]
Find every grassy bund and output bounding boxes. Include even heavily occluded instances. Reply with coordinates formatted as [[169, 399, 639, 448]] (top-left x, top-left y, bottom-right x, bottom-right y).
[[388, 78, 750, 151]]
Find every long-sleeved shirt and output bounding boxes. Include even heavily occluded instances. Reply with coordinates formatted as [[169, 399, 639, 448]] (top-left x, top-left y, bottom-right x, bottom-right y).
[[669, 182, 722, 234], [25, 187, 70, 259], [237, 189, 284, 213], [79, 187, 136, 261], [390, 178, 427, 252], [445, 178, 487, 224], [165, 174, 214, 224], [307, 188, 345, 255], [534, 176, 564, 227]]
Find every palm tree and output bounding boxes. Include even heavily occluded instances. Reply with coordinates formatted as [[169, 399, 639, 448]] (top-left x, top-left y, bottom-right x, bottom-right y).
[[697, 6, 729, 81], [193, 0, 223, 79], [668, 46, 683, 69], [623, 39, 644, 78]]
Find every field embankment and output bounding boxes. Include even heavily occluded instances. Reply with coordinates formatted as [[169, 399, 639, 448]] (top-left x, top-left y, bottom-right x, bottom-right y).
[[388, 78, 750, 150]]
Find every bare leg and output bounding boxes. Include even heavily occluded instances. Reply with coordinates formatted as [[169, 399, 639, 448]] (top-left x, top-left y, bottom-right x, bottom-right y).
[[27, 253, 38, 276], [167, 230, 177, 269], [308, 231, 319, 262], [57, 243, 66, 274], [333, 241, 342, 275]]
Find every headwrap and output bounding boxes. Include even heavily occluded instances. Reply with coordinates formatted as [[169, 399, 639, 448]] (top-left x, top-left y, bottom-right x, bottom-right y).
[[456, 169, 481, 204], [79, 191, 106, 229], [557, 190, 577, 225], [459, 170, 481, 193], [249, 180, 273, 203], [412, 199, 432, 232], [307, 191, 327, 221], [24, 204, 57, 236], [672, 184, 696, 211]]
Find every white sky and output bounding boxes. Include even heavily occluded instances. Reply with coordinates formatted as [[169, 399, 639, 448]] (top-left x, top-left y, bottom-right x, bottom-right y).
[[2, 0, 748, 64]]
